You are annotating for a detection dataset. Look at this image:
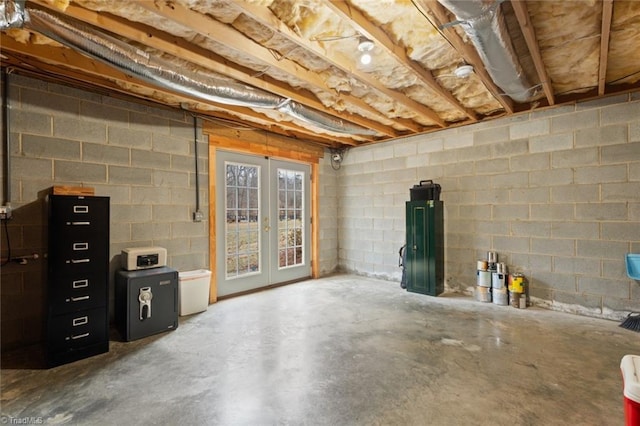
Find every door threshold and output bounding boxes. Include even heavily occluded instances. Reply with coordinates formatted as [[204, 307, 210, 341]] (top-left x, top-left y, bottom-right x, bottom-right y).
[[217, 276, 312, 301]]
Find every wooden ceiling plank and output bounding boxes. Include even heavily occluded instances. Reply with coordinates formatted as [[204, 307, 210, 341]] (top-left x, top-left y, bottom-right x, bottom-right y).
[[1, 37, 361, 146], [598, 0, 614, 96], [226, 0, 444, 128], [510, 0, 555, 105], [324, 0, 477, 122], [415, 0, 515, 114], [30, 0, 395, 139]]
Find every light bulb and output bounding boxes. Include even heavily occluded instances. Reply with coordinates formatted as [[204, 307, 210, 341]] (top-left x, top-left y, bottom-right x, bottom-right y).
[[360, 53, 372, 65]]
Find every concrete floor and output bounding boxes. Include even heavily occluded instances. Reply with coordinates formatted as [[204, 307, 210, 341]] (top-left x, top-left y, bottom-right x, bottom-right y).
[[1, 274, 639, 425]]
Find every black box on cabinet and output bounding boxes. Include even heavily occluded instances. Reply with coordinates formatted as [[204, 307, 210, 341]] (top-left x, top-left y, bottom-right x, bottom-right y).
[[46, 195, 110, 368], [115, 267, 179, 342]]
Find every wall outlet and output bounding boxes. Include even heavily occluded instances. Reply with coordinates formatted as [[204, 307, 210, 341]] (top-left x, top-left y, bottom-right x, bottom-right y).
[[192, 210, 204, 222], [0, 205, 12, 220]]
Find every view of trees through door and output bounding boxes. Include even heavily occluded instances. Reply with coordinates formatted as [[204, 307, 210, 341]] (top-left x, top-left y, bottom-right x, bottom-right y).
[[216, 151, 310, 297]]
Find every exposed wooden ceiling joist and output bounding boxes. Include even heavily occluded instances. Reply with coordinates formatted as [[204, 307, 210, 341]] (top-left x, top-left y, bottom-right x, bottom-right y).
[[324, 0, 477, 123], [598, 0, 614, 96], [510, 0, 555, 106], [414, 0, 515, 114]]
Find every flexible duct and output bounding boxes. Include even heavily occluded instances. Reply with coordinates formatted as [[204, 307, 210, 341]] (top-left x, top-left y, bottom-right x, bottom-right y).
[[438, 0, 538, 103], [5, 2, 377, 136], [0, 0, 26, 28]]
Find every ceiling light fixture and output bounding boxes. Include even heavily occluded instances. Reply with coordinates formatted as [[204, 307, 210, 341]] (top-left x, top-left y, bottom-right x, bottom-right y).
[[454, 64, 474, 78], [358, 36, 374, 65]]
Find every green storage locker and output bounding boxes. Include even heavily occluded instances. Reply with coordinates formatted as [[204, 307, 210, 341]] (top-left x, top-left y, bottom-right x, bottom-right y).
[[405, 200, 444, 296]]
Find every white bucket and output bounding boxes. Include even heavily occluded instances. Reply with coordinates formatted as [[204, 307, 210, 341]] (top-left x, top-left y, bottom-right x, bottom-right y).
[[492, 272, 506, 289], [178, 269, 211, 316], [492, 288, 508, 306], [475, 286, 492, 303]]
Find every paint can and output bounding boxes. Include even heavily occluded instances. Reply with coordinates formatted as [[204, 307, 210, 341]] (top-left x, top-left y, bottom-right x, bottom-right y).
[[509, 273, 525, 293], [477, 260, 488, 271], [476, 286, 492, 303], [509, 291, 521, 308], [477, 270, 491, 287], [492, 288, 508, 306], [487, 251, 498, 264], [492, 272, 506, 289], [496, 262, 507, 274]]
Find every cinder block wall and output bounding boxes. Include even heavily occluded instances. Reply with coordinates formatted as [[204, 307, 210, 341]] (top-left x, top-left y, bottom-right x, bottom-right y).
[[0, 74, 209, 351], [337, 93, 640, 320], [318, 152, 339, 275]]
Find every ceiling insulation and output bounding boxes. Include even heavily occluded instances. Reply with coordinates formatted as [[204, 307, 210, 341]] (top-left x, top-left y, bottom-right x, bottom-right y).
[[1, 0, 640, 148]]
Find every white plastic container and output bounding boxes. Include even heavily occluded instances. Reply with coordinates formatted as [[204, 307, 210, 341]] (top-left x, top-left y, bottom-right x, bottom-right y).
[[178, 269, 211, 316]]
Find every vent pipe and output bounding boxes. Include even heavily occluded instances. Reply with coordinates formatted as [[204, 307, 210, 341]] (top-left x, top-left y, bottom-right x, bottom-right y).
[[438, 0, 538, 103]]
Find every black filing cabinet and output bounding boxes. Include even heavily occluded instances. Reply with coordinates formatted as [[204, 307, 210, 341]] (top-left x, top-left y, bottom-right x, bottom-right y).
[[46, 195, 110, 367], [115, 267, 179, 342]]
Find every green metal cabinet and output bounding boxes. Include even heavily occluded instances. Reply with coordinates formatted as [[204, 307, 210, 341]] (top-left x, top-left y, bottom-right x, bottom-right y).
[[405, 200, 444, 296]]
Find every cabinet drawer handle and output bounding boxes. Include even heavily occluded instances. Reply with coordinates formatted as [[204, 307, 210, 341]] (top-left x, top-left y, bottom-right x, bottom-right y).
[[72, 279, 88, 288], [72, 316, 88, 326], [70, 296, 90, 302], [68, 221, 91, 226], [70, 332, 90, 340], [69, 259, 90, 264], [73, 206, 89, 213], [73, 242, 89, 251]]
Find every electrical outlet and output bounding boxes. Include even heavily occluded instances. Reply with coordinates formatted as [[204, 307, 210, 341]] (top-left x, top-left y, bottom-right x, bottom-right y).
[[0, 205, 12, 220], [192, 210, 204, 222]]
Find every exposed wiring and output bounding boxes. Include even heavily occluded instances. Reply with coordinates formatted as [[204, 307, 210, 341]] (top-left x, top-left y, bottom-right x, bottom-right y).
[[608, 70, 640, 85], [310, 33, 359, 42]]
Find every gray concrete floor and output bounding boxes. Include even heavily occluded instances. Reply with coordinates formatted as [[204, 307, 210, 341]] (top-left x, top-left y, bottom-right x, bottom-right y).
[[2, 274, 639, 425]]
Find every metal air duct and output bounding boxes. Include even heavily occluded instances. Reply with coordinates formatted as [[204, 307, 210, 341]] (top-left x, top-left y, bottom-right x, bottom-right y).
[[438, 0, 538, 103], [3, 1, 377, 136]]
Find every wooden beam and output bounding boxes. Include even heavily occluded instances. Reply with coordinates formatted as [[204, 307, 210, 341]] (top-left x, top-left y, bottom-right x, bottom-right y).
[[510, 0, 555, 105], [414, 0, 515, 114], [598, 0, 614, 96], [208, 143, 218, 304], [324, 0, 477, 122], [30, 0, 394, 139]]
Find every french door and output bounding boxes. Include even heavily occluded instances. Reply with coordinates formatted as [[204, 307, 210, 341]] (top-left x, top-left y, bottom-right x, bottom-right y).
[[215, 150, 311, 297]]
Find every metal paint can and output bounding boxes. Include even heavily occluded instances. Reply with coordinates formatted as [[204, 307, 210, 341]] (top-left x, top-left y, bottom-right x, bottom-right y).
[[509, 291, 521, 308], [496, 262, 507, 274], [519, 295, 527, 309], [509, 273, 525, 293], [487, 251, 498, 263], [492, 272, 506, 289], [477, 260, 488, 271], [488, 262, 497, 272], [492, 288, 508, 306], [477, 270, 491, 287], [476, 286, 492, 303]]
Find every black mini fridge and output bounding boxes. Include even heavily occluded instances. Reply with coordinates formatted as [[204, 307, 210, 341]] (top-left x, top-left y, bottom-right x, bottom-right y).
[[115, 267, 179, 341]]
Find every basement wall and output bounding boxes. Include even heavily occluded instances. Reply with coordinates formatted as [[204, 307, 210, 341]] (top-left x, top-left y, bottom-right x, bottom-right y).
[[0, 74, 209, 352], [337, 93, 640, 320]]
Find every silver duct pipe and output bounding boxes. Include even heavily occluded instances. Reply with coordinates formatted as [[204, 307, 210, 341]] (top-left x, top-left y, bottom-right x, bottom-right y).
[[8, 2, 377, 136], [0, 0, 26, 28], [438, 0, 538, 103]]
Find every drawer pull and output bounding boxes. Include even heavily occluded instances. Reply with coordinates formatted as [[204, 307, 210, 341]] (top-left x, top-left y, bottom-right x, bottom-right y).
[[73, 242, 89, 251], [70, 332, 90, 340], [72, 316, 88, 326], [73, 206, 89, 213], [70, 296, 90, 302], [68, 221, 91, 226], [72, 279, 88, 288], [69, 259, 90, 264]]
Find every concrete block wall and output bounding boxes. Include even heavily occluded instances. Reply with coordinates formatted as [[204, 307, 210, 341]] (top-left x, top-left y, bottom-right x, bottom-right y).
[[318, 152, 339, 275], [0, 74, 209, 351], [337, 93, 640, 320]]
